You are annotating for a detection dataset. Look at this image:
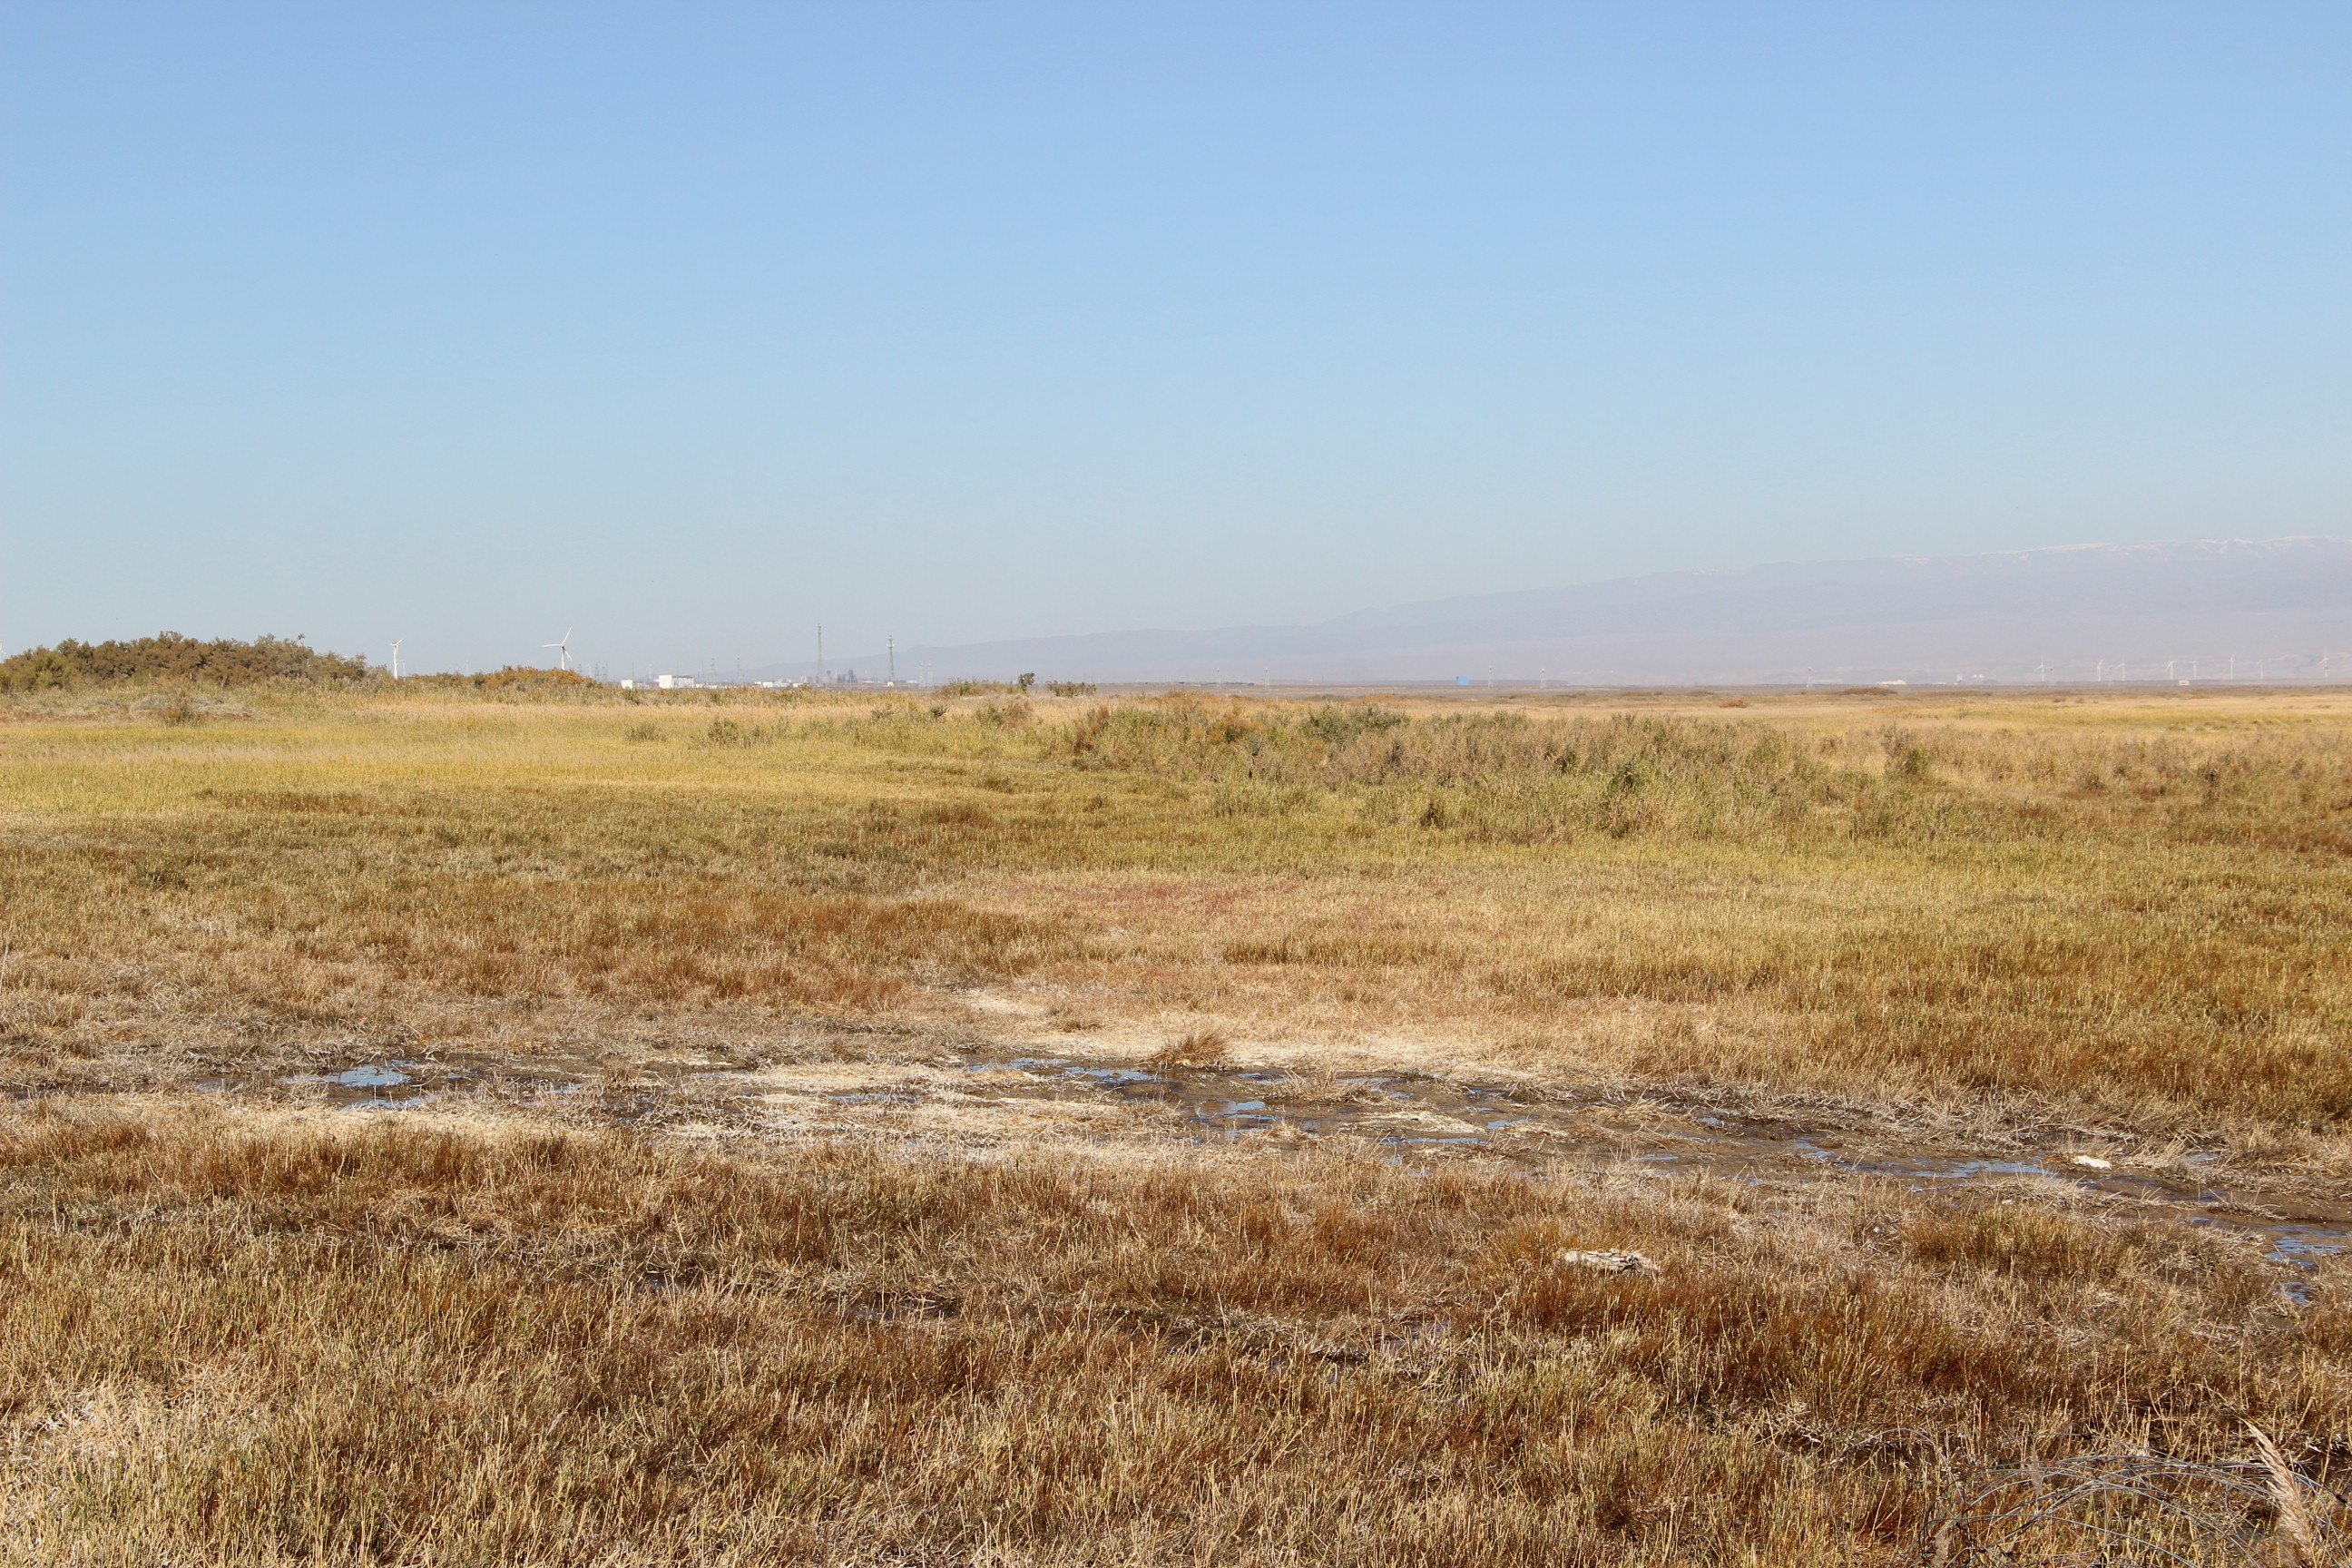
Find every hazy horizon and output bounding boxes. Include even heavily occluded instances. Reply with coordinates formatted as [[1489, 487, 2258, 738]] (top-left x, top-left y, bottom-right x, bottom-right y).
[[24, 531, 2345, 691], [6, 5, 2349, 675], [733, 534, 2352, 689]]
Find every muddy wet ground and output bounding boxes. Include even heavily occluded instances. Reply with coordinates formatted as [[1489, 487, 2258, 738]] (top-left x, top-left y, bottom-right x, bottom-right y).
[[209, 1034, 2352, 1288]]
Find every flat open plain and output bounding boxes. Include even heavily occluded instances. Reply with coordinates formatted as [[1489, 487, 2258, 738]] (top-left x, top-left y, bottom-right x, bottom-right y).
[[2, 684, 2347, 1563]]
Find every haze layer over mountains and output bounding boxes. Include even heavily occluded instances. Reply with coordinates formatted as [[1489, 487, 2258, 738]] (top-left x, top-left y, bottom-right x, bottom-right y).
[[766, 538, 2352, 687]]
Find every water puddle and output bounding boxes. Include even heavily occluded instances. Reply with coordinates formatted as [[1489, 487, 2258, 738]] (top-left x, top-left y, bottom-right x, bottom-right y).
[[277, 1062, 427, 1110], [2268, 1226, 2345, 1267], [274, 1056, 582, 1112]]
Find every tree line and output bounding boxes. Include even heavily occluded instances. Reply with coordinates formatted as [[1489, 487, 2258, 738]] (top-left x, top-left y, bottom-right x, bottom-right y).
[[0, 633, 371, 691]]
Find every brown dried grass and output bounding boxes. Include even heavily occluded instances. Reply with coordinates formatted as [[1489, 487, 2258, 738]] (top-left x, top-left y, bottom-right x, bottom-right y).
[[0, 1105, 2343, 1565], [1146, 1029, 1233, 1068]]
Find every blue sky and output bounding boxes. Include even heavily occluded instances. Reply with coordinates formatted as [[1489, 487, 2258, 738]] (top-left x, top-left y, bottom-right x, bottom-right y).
[[4, 3, 2347, 675]]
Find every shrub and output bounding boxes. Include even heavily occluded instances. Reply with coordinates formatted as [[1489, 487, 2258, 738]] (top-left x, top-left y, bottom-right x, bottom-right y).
[[1148, 1029, 1233, 1067], [475, 667, 598, 691]]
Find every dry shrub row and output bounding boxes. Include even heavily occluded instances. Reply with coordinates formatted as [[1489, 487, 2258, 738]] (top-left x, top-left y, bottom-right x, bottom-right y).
[[1060, 701, 2352, 847]]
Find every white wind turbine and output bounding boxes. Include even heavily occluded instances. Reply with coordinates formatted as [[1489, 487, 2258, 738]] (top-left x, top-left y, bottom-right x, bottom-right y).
[[544, 629, 573, 671], [389, 640, 402, 680]]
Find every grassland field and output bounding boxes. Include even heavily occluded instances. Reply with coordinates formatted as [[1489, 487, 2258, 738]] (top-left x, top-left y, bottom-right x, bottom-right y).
[[1, 683, 2348, 1564]]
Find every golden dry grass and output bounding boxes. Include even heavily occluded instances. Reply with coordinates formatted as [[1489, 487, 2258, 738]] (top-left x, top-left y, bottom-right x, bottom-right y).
[[2, 684, 2350, 1563], [3, 686, 2348, 1131]]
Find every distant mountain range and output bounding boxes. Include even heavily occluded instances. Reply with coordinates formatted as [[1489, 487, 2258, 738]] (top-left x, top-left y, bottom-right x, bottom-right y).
[[754, 536, 2352, 687]]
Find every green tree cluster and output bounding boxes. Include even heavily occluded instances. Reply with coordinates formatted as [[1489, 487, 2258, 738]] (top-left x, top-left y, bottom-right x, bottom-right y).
[[0, 633, 371, 691]]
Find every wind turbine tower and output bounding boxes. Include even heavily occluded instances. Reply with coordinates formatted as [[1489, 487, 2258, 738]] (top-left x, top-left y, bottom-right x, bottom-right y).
[[389, 640, 402, 680], [543, 630, 573, 672]]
